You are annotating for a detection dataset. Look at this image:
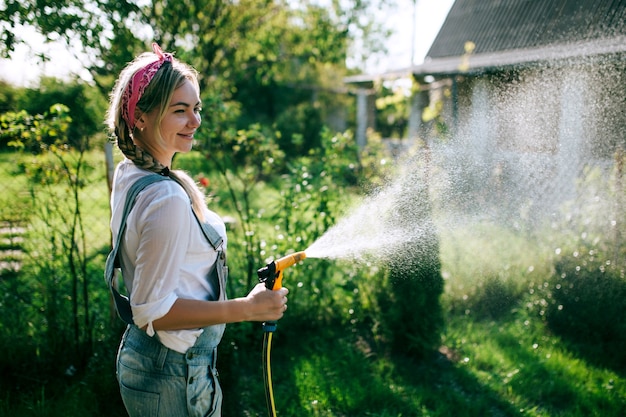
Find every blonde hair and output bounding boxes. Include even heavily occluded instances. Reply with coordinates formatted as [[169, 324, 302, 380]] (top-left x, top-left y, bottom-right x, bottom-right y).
[[106, 50, 206, 221]]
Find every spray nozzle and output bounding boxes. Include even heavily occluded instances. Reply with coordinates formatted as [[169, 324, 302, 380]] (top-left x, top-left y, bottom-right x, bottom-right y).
[[257, 251, 306, 291]]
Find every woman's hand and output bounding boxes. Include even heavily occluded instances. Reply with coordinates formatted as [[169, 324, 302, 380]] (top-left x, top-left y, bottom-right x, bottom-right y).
[[145, 283, 290, 331], [245, 283, 289, 322]]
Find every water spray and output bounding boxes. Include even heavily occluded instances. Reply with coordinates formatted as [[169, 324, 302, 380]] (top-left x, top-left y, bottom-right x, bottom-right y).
[[252, 160, 434, 417], [256, 251, 307, 417]]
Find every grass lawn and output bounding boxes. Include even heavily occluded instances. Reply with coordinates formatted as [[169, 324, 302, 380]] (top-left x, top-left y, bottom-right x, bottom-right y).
[[216, 302, 625, 417], [0, 149, 624, 416]]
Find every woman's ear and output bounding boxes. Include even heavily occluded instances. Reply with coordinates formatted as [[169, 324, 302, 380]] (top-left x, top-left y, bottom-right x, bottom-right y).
[[134, 115, 146, 130]]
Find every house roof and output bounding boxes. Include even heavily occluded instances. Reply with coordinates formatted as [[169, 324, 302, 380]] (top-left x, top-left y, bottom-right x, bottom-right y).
[[345, 0, 626, 83], [417, 0, 626, 75]]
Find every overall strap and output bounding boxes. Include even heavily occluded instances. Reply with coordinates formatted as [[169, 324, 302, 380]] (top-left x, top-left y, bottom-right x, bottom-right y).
[[105, 174, 170, 324], [196, 214, 223, 250], [104, 174, 223, 324]]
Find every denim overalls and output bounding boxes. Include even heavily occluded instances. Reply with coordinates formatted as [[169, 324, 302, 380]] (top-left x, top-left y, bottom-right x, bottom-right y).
[[116, 248, 227, 417], [107, 174, 228, 417]]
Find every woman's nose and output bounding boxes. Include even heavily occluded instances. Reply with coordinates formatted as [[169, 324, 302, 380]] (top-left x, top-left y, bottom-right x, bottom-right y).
[[190, 112, 201, 127]]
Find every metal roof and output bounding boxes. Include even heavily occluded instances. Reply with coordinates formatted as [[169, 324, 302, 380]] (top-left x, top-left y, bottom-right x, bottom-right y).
[[419, 0, 626, 75], [345, 0, 626, 83]]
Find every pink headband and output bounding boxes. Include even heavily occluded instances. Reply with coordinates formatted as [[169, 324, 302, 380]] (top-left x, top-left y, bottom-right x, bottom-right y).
[[121, 43, 173, 130]]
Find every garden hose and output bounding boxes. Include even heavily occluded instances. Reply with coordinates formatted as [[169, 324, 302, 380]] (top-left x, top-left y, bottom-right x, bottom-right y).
[[257, 251, 306, 417], [262, 324, 278, 417]]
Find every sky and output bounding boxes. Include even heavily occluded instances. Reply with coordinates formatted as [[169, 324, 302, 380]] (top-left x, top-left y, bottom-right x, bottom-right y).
[[371, 0, 455, 73], [0, 0, 454, 87]]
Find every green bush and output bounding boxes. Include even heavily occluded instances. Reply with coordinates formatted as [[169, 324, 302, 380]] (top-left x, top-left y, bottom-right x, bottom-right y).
[[374, 156, 444, 358], [275, 101, 323, 157], [453, 276, 522, 320], [540, 160, 626, 371], [546, 252, 626, 369]]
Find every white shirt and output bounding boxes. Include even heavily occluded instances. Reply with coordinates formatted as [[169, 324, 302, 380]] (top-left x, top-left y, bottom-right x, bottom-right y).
[[110, 159, 227, 353]]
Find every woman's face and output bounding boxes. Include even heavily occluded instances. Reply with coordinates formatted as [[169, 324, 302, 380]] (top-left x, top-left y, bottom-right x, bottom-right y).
[[138, 79, 202, 166]]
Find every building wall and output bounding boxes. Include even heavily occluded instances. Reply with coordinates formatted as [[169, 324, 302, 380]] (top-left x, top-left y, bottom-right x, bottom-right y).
[[419, 60, 625, 227]]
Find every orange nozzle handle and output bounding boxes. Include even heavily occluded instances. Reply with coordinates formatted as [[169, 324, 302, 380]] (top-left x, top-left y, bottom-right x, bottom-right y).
[[257, 251, 306, 291], [272, 251, 306, 290]]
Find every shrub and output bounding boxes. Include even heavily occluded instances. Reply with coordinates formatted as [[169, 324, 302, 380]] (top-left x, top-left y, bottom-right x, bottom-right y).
[[545, 250, 626, 369], [452, 276, 522, 320], [541, 159, 626, 370], [374, 154, 444, 358]]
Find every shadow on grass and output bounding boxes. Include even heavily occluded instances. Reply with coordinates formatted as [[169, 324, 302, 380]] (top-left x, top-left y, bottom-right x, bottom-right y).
[[3, 314, 623, 416], [557, 338, 626, 378], [222, 311, 626, 417], [444, 309, 626, 417], [491, 331, 624, 417], [545, 264, 626, 376], [221, 322, 519, 417]]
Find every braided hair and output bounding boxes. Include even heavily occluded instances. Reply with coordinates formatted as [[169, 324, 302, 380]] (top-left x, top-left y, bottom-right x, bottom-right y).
[[106, 50, 206, 221]]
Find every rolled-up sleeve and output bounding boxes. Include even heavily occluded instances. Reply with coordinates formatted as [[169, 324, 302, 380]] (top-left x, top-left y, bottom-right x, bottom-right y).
[[127, 184, 192, 334]]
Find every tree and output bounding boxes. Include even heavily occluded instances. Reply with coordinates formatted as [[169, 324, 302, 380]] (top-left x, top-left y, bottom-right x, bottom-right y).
[[1, 0, 390, 149], [15, 78, 106, 150]]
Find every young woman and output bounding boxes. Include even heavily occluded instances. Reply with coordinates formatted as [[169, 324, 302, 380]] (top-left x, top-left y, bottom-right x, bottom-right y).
[[105, 43, 289, 417]]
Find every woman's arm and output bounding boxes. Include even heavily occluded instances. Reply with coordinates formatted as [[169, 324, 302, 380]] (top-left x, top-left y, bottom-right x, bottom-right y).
[[148, 284, 289, 331]]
